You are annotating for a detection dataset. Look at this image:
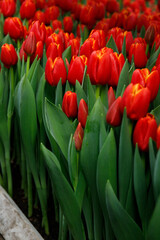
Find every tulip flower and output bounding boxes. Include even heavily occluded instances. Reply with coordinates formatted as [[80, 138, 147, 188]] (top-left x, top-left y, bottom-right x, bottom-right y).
[[131, 68, 159, 101], [89, 29, 106, 49], [121, 83, 151, 120], [1, 43, 18, 68], [106, 96, 122, 127], [62, 91, 78, 118], [30, 41, 43, 63], [46, 32, 64, 52], [78, 99, 88, 128], [46, 42, 62, 61], [145, 24, 156, 46], [52, 20, 62, 31], [87, 47, 114, 85], [63, 16, 73, 33], [45, 57, 67, 86], [1, 0, 16, 17], [67, 38, 80, 57], [156, 125, 160, 149], [68, 55, 88, 85], [108, 86, 116, 109], [44, 6, 60, 25], [29, 21, 46, 43], [80, 37, 99, 58], [3, 17, 24, 40], [23, 31, 36, 56], [20, 0, 36, 20], [128, 43, 147, 68], [116, 31, 134, 54], [133, 114, 157, 151], [73, 122, 84, 151], [80, 4, 96, 29], [33, 10, 45, 24], [106, 0, 120, 13]]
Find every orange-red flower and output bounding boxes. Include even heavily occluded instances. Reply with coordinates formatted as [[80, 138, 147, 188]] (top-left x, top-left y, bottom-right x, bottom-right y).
[[106, 96, 122, 127], [20, 0, 36, 20], [1, 43, 18, 68], [62, 91, 78, 118], [1, 0, 16, 17], [4, 17, 24, 40], [78, 99, 88, 128], [46, 42, 62, 61], [128, 43, 147, 68], [73, 122, 84, 151]]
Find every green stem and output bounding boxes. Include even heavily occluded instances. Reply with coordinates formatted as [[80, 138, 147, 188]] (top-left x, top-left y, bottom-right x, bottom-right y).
[[27, 161, 33, 217], [26, 55, 30, 78], [58, 208, 68, 240], [145, 44, 149, 56], [95, 85, 101, 99], [5, 147, 12, 196], [7, 67, 14, 138]]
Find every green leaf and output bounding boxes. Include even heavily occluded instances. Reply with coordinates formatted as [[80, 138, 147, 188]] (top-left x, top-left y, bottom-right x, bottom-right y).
[[44, 98, 76, 160], [75, 171, 86, 210], [153, 85, 160, 109], [87, 75, 96, 113], [116, 59, 129, 98], [41, 143, 86, 240], [99, 118, 108, 150], [146, 195, 160, 240], [153, 150, 160, 200], [36, 73, 46, 124], [149, 138, 156, 184], [139, 25, 146, 38], [75, 80, 87, 106], [100, 84, 108, 111], [134, 145, 147, 228], [62, 45, 72, 63], [150, 105, 160, 125], [55, 79, 62, 106], [146, 46, 160, 71], [129, 61, 135, 83], [119, 109, 133, 208], [105, 181, 144, 240], [122, 36, 126, 59], [106, 35, 119, 53]]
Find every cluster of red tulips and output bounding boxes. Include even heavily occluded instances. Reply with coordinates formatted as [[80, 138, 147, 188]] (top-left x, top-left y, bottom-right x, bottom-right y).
[[1, 0, 160, 239]]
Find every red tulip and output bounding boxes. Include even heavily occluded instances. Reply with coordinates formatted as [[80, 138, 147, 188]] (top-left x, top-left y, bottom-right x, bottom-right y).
[[78, 99, 88, 128], [52, 20, 62, 31], [89, 29, 106, 49], [29, 21, 46, 43], [63, 16, 73, 33], [4, 17, 24, 40], [73, 122, 84, 151], [80, 37, 99, 58], [80, 4, 96, 29], [106, 0, 120, 13], [133, 114, 157, 151], [108, 86, 116, 109], [68, 55, 88, 85], [129, 43, 147, 68], [121, 83, 151, 120], [45, 32, 64, 52], [44, 6, 59, 25], [156, 125, 160, 149], [46, 42, 62, 61], [145, 24, 156, 46], [1, 43, 18, 68], [33, 11, 45, 24], [30, 41, 43, 63], [131, 68, 159, 101], [67, 38, 80, 57], [1, 0, 16, 17], [116, 31, 134, 54], [45, 57, 67, 86], [62, 91, 78, 118], [23, 31, 36, 56], [20, 0, 36, 20], [106, 96, 122, 127]]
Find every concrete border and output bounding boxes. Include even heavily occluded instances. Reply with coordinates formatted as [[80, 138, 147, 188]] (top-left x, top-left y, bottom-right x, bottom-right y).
[[0, 186, 44, 240]]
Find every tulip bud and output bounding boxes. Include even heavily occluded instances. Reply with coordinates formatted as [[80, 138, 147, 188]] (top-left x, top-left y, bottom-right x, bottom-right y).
[[133, 114, 157, 151], [20, 0, 36, 20], [63, 16, 73, 33], [108, 87, 116, 109], [23, 31, 37, 56], [62, 91, 78, 118], [73, 122, 84, 151], [106, 96, 122, 127], [78, 99, 88, 128], [1, 0, 16, 17], [145, 24, 155, 45], [1, 43, 18, 68], [129, 43, 147, 68]]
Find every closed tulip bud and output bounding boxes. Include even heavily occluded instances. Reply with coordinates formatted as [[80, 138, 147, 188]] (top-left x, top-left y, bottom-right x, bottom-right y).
[[133, 114, 157, 151], [44, 6, 59, 25], [131, 68, 159, 101], [33, 10, 45, 24], [106, 0, 120, 13], [108, 86, 116, 109], [30, 41, 43, 63], [63, 16, 73, 33], [73, 122, 84, 151], [121, 83, 151, 120], [78, 99, 88, 128], [23, 31, 36, 56], [19, 41, 28, 62], [45, 57, 67, 86], [62, 91, 78, 118], [4, 17, 24, 40], [145, 24, 155, 45], [1, 43, 18, 68], [46, 42, 62, 61], [1, 0, 16, 17], [68, 55, 88, 85], [20, 0, 36, 20], [52, 20, 62, 31], [106, 96, 122, 127], [129, 43, 147, 68], [156, 125, 160, 149], [116, 31, 134, 54]]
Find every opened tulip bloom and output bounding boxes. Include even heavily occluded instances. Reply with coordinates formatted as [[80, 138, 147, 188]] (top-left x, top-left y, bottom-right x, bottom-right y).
[[121, 83, 151, 120], [45, 57, 67, 86], [62, 91, 78, 118], [1, 43, 18, 68], [133, 114, 157, 151]]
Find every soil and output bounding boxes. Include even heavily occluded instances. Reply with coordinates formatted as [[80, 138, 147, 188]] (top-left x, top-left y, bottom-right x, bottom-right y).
[[12, 161, 59, 240]]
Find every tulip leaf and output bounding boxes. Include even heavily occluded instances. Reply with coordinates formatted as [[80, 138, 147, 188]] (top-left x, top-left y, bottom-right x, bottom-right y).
[[146, 46, 160, 71], [82, 65, 88, 95], [153, 86, 160, 109], [105, 181, 144, 240], [150, 105, 160, 125], [122, 36, 126, 59], [41, 143, 86, 240], [65, 80, 71, 92], [116, 59, 129, 98], [75, 80, 87, 106], [149, 138, 156, 183], [139, 25, 146, 38], [100, 84, 108, 111], [153, 150, 160, 200], [106, 35, 119, 54], [55, 79, 62, 106], [146, 195, 160, 240], [44, 98, 76, 160], [129, 61, 135, 83], [30, 59, 43, 93], [99, 118, 108, 150], [134, 145, 147, 229], [75, 171, 86, 210], [119, 109, 133, 208], [87, 75, 96, 113], [62, 45, 72, 63], [0, 34, 15, 48], [36, 73, 46, 124], [27, 56, 38, 82]]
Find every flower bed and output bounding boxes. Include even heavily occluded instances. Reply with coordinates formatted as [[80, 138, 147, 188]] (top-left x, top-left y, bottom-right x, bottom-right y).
[[0, 0, 160, 239]]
